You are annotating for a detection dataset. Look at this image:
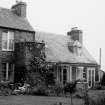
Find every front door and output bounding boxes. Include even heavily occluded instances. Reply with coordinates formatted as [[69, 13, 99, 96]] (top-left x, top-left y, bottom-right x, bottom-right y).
[[87, 68, 95, 88]]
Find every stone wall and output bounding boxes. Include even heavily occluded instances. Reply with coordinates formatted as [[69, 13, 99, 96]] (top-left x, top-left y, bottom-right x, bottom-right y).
[[0, 27, 35, 82]]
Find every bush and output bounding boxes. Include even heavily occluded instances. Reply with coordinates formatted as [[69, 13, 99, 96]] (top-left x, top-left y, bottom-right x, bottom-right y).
[[64, 81, 77, 94], [101, 73, 105, 86], [0, 82, 13, 96], [54, 83, 64, 96], [92, 84, 102, 90], [30, 86, 47, 96], [43, 86, 55, 96], [89, 96, 105, 105], [27, 80, 47, 96]]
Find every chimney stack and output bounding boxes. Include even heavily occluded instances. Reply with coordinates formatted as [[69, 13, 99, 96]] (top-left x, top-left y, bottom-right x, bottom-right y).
[[11, 1, 27, 18], [67, 27, 83, 44]]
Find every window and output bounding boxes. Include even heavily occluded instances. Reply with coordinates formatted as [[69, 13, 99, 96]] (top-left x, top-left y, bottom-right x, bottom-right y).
[[2, 31, 14, 51], [2, 63, 14, 81], [76, 67, 86, 81], [83, 68, 86, 79]]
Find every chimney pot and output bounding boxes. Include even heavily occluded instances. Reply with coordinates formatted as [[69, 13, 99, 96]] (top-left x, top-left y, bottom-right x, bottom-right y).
[[67, 27, 83, 44]]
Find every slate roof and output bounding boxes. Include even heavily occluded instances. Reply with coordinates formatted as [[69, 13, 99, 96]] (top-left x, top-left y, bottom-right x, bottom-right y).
[[0, 7, 34, 32], [35, 31, 97, 64]]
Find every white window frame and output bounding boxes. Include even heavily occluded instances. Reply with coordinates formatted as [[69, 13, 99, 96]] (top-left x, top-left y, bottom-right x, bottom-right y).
[[76, 67, 86, 81], [2, 31, 14, 51], [87, 67, 95, 87]]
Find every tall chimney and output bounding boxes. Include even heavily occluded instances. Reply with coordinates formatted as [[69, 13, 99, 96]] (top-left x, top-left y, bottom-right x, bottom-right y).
[[11, 1, 27, 18], [67, 27, 83, 44]]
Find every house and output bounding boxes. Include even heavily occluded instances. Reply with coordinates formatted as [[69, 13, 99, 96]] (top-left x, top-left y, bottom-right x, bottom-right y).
[[0, 1, 35, 82], [0, 1, 99, 88], [35, 27, 99, 88]]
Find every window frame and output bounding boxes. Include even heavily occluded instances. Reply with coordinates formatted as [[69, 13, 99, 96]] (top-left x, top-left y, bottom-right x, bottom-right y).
[[2, 31, 14, 51], [76, 67, 86, 81]]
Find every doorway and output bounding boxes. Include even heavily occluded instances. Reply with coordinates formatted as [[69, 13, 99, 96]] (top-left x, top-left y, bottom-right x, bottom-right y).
[[63, 69, 67, 84]]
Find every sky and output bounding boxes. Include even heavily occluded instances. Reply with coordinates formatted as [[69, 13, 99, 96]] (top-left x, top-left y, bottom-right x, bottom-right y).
[[0, 0, 105, 70]]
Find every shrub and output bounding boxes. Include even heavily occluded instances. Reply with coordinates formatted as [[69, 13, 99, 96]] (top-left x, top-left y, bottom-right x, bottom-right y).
[[0, 82, 13, 96], [92, 83, 102, 90], [27, 78, 48, 96], [89, 96, 105, 105], [30, 85, 47, 96], [54, 84, 63, 96], [101, 73, 105, 86], [64, 81, 77, 94]]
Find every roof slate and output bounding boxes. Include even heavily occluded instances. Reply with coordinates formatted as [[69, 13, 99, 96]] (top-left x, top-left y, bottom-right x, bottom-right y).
[[35, 31, 97, 64], [0, 7, 34, 32]]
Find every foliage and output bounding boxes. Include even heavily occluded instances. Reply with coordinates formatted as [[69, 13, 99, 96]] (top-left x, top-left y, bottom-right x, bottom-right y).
[[39, 68, 55, 87], [64, 81, 77, 94], [89, 95, 105, 105], [0, 82, 13, 96], [101, 73, 105, 86], [63, 81, 78, 105], [24, 43, 55, 88], [26, 71, 44, 87], [54, 83, 63, 96], [92, 84, 102, 90], [30, 83, 47, 96]]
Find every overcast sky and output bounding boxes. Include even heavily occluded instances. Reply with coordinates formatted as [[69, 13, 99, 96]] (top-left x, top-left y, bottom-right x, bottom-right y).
[[0, 0, 105, 70]]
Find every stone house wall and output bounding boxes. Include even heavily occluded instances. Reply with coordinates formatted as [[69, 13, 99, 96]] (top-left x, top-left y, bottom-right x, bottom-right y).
[[0, 27, 35, 82]]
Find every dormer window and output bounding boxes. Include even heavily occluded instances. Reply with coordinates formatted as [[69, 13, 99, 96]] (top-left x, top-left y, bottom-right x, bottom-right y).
[[2, 31, 14, 51]]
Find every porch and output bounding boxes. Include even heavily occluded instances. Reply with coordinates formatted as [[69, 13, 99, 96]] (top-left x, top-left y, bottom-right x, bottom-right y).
[[56, 64, 97, 88]]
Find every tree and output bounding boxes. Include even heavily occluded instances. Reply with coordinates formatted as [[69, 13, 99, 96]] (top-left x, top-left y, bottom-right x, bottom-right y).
[[101, 72, 105, 86], [64, 81, 78, 105], [22, 42, 55, 89], [26, 55, 55, 87], [39, 67, 55, 87]]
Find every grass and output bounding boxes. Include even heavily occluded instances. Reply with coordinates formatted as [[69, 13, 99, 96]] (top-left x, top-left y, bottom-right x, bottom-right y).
[[0, 95, 83, 105], [0, 89, 105, 105]]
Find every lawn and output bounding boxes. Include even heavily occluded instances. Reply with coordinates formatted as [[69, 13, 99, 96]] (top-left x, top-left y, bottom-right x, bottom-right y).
[[0, 95, 83, 105], [0, 90, 105, 105]]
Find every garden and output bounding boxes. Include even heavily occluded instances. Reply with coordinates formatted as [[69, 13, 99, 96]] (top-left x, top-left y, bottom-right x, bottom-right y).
[[0, 79, 105, 105], [0, 56, 105, 105]]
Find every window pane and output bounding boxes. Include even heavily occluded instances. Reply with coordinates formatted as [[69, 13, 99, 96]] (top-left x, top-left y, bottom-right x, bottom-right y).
[[2, 32, 8, 50], [2, 32, 7, 40], [2, 40, 7, 49], [9, 39, 14, 50], [9, 32, 14, 50], [2, 63, 6, 81], [9, 32, 14, 40], [9, 64, 13, 81]]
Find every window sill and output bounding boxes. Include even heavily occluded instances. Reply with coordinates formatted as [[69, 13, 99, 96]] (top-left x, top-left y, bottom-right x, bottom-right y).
[[0, 80, 13, 84], [2, 49, 14, 52]]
